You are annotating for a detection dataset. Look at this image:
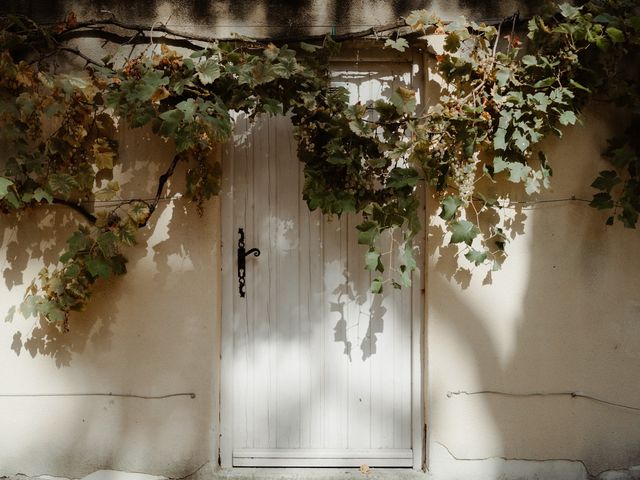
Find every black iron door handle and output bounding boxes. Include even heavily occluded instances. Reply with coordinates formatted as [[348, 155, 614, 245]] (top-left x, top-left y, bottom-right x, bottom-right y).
[[238, 228, 261, 297]]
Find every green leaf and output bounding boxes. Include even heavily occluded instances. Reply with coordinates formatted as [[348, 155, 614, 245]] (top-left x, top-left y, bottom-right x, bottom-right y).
[[96, 231, 118, 257], [591, 170, 621, 193], [33, 188, 53, 203], [444, 32, 461, 52], [263, 44, 280, 61], [619, 204, 638, 228], [384, 38, 410, 52], [590, 192, 614, 210], [521, 55, 537, 66], [496, 68, 511, 87], [45, 306, 65, 324], [0, 177, 14, 199], [533, 77, 555, 88], [48, 173, 79, 198], [357, 221, 379, 246], [196, 59, 221, 85], [439, 195, 463, 220], [387, 168, 420, 189], [64, 263, 81, 279], [176, 98, 198, 122], [158, 109, 185, 138], [402, 246, 417, 271], [92, 138, 117, 170], [493, 128, 508, 151], [4, 191, 21, 209], [389, 87, 416, 114], [493, 156, 508, 173], [406, 10, 440, 31], [300, 42, 321, 52], [507, 162, 531, 183], [365, 250, 381, 271], [400, 268, 412, 287], [65, 230, 90, 256], [596, 36, 611, 50], [86, 257, 112, 279], [262, 98, 284, 115], [371, 277, 383, 294], [559, 3, 580, 19], [126, 70, 169, 103], [512, 130, 530, 152], [465, 249, 488, 266], [606, 27, 624, 43], [569, 79, 591, 93], [558, 110, 577, 126], [449, 220, 480, 245]]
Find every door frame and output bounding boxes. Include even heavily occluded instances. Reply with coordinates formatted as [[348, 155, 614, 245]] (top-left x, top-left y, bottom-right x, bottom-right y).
[[218, 46, 427, 471]]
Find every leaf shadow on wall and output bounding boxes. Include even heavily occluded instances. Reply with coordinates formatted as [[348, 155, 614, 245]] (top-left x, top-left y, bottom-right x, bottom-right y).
[[425, 110, 640, 476], [0, 124, 181, 366], [1, 208, 119, 367]]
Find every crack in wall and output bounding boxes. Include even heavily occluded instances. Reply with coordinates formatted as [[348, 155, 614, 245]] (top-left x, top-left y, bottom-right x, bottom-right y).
[[167, 462, 209, 480], [437, 441, 640, 479]]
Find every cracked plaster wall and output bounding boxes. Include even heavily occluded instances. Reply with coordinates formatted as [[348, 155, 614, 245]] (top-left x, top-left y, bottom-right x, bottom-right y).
[[1, 2, 640, 480], [424, 37, 640, 478]]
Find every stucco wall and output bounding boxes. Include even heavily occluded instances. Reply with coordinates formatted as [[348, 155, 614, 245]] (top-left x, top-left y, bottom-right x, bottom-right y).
[[1, 2, 639, 480], [425, 109, 640, 479], [0, 129, 221, 478], [421, 37, 640, 479]]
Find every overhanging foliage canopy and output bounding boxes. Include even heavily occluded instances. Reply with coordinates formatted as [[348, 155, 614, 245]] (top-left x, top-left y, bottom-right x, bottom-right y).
[[0, 1, 638, 330]]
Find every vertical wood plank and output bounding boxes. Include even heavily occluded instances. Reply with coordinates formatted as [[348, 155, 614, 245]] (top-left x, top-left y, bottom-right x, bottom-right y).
[[267, 116, 278, 449], [219, 123, 235, 467], [297, 143, 312, 449], [274, 115, 301, 448], [251, 116, 272, 448], [231, 115, 249, 451]]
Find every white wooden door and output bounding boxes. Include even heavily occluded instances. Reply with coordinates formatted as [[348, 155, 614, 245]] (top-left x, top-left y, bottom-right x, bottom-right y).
[[220, 58, 424, 468]]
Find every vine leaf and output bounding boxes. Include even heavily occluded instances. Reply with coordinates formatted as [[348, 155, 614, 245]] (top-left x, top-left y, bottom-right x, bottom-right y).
[[439, 195, 463, 220], [590, 192, 614, 209], [465, 249, 488, 266], [48, 173, 79, 198], [449, 220, 480, 246], [591, 170, 621, 193], [0, 177, 14, 199], [196, 59, 221, 85], [92, 139, 117, 171], [559, 111, 577, 126], [385, 38, 409, 52], [496, 69, 511, 87], [365, 250, 382, 272], [86, 257, 112, 279]]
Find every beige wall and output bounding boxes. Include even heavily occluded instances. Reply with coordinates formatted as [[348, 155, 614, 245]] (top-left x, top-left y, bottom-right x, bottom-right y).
[[425, 110, 640, 478], [1, 3, 640, 479], [0, 129, 221, 478]]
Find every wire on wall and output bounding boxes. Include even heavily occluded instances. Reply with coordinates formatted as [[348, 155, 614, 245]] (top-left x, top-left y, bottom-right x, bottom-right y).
[[447, 390, 640, 413], [0, 392, 196, 399]]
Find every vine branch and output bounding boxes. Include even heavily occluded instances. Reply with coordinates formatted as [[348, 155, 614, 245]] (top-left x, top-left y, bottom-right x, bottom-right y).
[[52, 198, 97, 224]]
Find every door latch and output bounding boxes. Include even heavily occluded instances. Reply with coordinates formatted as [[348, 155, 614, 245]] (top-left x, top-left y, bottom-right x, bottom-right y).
[[237, 228, 261, 297]]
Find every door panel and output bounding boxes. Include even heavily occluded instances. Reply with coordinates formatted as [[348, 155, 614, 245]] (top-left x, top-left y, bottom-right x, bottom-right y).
[[221, 60, 422, 467]]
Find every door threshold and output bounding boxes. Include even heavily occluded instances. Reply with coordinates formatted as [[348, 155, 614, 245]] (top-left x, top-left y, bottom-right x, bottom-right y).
[[213, 468, 429, 480]]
